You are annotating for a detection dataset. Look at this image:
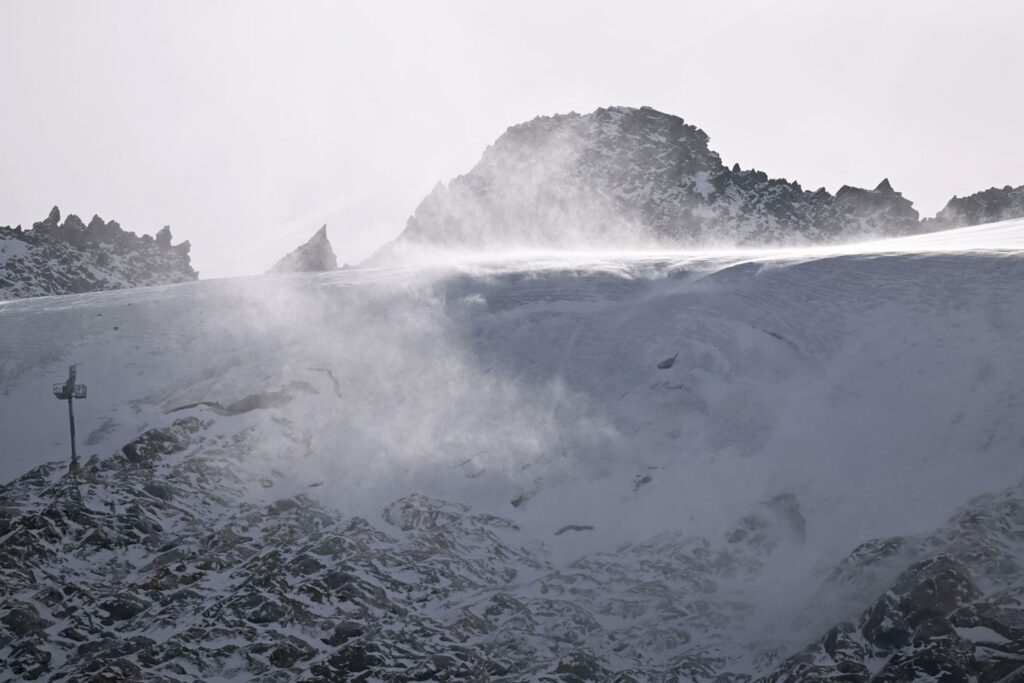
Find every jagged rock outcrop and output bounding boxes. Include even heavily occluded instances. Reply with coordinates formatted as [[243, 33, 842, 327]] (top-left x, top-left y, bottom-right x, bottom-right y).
[[927, 184, 1024, 229], [268, 225, 337, 273], [0, 206, 197, 300], [382, 106, 923, 256], [764, 481, 1024, 682]]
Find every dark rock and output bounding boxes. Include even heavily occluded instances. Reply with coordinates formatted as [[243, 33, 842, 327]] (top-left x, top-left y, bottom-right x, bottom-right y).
[[155, 225, 172, 246], [311, 642, 386, 679], [247, 597, 287, 624], [861, 593, 911, 649], [911, 616, 957, 644], [122, 419, 200, 465], [552, 649, 610, 683], [268, 225, 337, 273], [143, 482, 175, 501], [63, 213, 86, 231], [322, 621, 364, 647], [927, 184, 1024, 228], [99, 593, 151, 622], [81, 657, 143, 680], [269, 637, 315, 668], [374, 105, 926, 259], [871, 648, 974, 683], [1, 602, 51, 638], [41, 206, 60, 228], [891, 556, 981, 626], [269, 497, 300, 515]]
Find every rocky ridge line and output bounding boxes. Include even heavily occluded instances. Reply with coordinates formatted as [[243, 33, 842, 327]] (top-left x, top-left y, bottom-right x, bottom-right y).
[[926, 184, 1024, 229], [384, 106, 1024, 257], [386, 106, 922, 254], [0, 206, 197, 300]]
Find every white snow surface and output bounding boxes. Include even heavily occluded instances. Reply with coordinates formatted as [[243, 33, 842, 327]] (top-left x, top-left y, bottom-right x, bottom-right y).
[[1, 218, 1023, 578], [0, 237, 29, 267]]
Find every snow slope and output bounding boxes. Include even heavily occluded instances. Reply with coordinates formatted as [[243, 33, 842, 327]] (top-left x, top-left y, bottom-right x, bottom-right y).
[[1, 219, 1023, 678]]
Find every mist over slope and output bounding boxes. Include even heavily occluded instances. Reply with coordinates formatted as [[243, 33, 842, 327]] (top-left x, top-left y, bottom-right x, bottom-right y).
[[1, 221, 1023, 679]]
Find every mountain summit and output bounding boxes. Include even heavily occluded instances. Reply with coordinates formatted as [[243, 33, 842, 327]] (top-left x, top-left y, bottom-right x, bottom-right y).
[[268, 225, 338, 273], [383, 106, 922, 255]]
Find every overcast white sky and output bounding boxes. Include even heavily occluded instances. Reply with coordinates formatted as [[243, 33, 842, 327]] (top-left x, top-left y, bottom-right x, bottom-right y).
[[2, 1, 1022, 278]]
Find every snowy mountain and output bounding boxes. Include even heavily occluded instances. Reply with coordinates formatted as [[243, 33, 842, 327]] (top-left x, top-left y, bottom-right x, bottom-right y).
[[268, 226, 338, 274], [926, 184, 1024, 229], [0, 206, 197, 301], [1, 221, 1022, 680], [383, 106, 924, 256]]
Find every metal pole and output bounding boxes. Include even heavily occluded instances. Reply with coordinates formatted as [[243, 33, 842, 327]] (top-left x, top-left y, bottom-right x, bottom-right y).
[[67, 396, 78, 475]]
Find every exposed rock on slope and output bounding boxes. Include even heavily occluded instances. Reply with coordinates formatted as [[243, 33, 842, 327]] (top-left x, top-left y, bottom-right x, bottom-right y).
[[926, 184, 1024, 229], [0, 415, 776, 680], [1, 413, 1022, 681], [0, 206, 197, 300], [384, 106, 923, 255], [765, 481, 1024, 682], [268, 225, 337, 273]]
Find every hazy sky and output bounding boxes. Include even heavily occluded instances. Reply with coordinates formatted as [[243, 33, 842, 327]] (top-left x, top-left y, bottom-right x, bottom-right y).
[[2, 1, 1022, 278]]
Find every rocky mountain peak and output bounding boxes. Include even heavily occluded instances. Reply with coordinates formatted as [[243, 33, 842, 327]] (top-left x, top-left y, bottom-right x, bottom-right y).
[[926, 183, 1024, 229], [268, 225, 338, 273], [380, 105, 925, 258], [0, 206, 198, 300], [155, 225, 172, 247], [43, 205, 60, 227]]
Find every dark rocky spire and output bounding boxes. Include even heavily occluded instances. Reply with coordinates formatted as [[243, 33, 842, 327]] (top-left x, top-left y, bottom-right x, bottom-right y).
[[268, 225, 338, 273]]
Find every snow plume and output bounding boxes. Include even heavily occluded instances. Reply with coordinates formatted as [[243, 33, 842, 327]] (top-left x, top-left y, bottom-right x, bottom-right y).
[[218, 271, 615, 514], [0, 268, 613, 520], [377, 109, 665, 260], [371, 106, 934, 264]]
